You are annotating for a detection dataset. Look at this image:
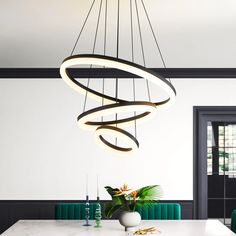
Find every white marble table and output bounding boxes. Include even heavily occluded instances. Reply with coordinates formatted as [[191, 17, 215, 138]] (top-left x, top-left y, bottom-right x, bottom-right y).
[[1, 220, 235, 236]]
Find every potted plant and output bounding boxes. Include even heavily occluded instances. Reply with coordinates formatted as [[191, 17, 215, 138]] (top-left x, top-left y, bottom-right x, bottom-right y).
[[104, 184, 162, 231]]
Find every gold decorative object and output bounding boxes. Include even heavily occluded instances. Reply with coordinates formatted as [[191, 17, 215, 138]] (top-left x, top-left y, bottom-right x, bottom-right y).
[[134, 227, 161, 235]]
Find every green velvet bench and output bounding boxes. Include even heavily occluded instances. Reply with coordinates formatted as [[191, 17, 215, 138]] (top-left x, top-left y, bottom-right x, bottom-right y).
[[231, 209, 236, 233], [55, 202, 181, 220], [136, 203, 181, 220], [55, 203, 98, 220]]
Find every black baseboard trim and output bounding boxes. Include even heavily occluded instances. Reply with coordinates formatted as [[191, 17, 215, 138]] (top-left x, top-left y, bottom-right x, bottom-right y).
[[0, 200, 193, 234]]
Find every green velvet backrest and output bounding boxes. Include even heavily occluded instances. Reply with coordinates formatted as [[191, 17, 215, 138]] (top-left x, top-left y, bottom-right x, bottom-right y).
[[55, 203, 97, 220], [231, 209, 236, 233], [136, 203, 181, 220]]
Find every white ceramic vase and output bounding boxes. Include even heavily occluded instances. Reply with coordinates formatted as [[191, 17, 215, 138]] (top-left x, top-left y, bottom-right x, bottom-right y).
[[119, 211, 141, 231]]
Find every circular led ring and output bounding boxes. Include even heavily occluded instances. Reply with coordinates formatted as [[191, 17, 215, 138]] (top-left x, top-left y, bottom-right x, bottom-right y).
[[77, 101, 157, 130], [95, 126, 139, 154], [60, 54, 176, 108]]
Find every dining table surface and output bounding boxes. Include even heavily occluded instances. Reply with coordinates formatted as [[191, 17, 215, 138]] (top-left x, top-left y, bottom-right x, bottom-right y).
[[1, 219, 235, 236]]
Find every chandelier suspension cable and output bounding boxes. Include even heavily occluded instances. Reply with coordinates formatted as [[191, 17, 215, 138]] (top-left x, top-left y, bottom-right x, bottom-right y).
[[140, 0, 171, 84], [134, 0, 151, 102], [115, 0, 120, 146], [101, 0, 108, 122], [130, 0, 137, 139], [115, 0, 120, 103], [83, 0, 103, 112], [70, 0, 96, 56]]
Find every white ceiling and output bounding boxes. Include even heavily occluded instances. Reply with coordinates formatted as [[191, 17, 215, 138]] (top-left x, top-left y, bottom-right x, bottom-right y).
[[1, 0, 236, 68]]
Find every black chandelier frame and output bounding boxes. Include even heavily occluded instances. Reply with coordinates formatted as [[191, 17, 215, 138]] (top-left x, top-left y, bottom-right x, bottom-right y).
[[60, 0, 176, 154]]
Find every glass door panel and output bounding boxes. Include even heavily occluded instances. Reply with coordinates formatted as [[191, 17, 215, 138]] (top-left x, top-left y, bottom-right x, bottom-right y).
[[207, 122, 236, 225]]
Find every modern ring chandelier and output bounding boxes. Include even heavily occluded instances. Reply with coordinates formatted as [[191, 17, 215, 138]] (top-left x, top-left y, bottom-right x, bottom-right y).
[[60, 0, 176, 155]]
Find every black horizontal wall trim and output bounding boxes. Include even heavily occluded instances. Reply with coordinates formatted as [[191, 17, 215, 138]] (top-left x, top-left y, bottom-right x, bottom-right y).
[[1, 68, 236, 79]]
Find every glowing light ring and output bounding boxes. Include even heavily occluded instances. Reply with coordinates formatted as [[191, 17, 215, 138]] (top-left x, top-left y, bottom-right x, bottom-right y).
[[60, 54, 176, 153], [95, 126, 139, 154], [60, 54, 176, 108], [77, 101, 157, 130]]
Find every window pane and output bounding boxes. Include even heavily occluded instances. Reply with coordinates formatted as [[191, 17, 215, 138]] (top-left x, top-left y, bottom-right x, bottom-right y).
[[219, 148, 226, 175], [207, 124, 213, 147], [228, 147, 236, 178], [207, 122, 213, 175], [208, 148, 212, 175], [219, 126, 225, 147]]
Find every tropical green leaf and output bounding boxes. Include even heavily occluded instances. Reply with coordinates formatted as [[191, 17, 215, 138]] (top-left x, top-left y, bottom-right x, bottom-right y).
[[104, 202, 123, 218], [104, 186, 119, 197], [136, 185, 162, 201], [105, 186, 126, 205]]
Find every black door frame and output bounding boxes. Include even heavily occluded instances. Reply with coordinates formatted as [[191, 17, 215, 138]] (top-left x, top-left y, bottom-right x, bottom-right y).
[[193, 106, 236, 219]]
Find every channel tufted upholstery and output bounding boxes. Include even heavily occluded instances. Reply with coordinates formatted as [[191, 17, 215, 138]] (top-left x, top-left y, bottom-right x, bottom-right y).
[[136, 203, 181, 220], [231, 209, 236, 233], [55, 203, 97, 220]]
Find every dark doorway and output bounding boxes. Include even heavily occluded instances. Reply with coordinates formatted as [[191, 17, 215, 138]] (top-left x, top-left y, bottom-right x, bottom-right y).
[[193, 107, 236, 224]]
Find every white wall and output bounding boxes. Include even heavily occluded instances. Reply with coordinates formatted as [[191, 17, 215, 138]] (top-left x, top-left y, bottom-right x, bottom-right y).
[[0, 79, 236, 200]]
